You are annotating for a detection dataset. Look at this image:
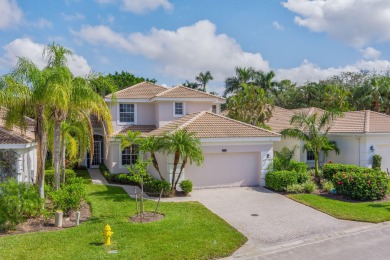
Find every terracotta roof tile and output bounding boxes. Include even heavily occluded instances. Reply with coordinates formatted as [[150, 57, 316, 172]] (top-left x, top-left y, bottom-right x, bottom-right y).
[[114, 125, 157, 136], [147, 111, 280, 138], [105, 82, 168, 99], [155, 86, 225, 102], [267, 106, 295, 133]]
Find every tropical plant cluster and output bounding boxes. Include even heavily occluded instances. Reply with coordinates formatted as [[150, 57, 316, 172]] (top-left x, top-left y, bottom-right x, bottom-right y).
[[0, 179, 42, 231]]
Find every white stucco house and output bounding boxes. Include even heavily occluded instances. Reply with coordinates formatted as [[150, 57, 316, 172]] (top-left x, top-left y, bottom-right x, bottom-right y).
[[0, 108, 37, 183], [87, 82, 281, 188], [269, 106, 390, 172]]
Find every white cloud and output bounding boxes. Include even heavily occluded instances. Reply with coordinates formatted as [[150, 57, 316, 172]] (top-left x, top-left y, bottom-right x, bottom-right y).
[[272, 21, 284, 31], [0, 0, 23, 29], [276, 59, 390, 84], [73, 20, 270, 81], [31, 18, 52, 29], [283, 0, 390, 47], [359, 47, 381, 60], [62, 12, 85, 21], [121, 0, 173, 13], [0, 38, 91, 76]]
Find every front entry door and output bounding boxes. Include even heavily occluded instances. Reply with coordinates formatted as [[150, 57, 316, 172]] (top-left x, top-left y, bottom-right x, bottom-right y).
[[91, 141, 101, 168]]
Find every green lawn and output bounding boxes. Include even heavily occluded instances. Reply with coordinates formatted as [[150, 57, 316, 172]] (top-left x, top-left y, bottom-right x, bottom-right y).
[[289, 194, 390, 223], [0, 170, 246, 259]]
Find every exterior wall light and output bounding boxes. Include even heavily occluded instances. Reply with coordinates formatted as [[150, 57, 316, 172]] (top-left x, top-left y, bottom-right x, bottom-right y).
[[370, 145, 375, 152], [222, 149, 227, 152]]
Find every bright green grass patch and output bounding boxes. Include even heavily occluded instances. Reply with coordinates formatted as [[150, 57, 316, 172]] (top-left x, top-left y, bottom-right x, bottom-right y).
[[289, 194, 390, 223], [0, 171, 246, 260]]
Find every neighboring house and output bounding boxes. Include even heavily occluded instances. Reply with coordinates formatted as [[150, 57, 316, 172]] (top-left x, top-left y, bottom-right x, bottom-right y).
[[87, 82, 281, 188], [269, 106, 390, 172], [0, 108, 37, 183]]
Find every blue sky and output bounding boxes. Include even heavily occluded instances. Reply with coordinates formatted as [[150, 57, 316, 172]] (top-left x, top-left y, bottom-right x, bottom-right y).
[[1, 0, 390, 94]]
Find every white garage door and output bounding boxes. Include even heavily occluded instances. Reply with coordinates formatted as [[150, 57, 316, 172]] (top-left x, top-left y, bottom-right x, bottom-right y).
[[186, 152, 260, 188]]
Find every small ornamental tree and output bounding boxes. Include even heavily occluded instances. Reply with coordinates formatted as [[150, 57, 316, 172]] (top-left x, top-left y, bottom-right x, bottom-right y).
[[372, 154, 382, 170], [128, 157, 152, 217]]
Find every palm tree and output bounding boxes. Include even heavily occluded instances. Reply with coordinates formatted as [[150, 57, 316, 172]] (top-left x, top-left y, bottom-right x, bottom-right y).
[[140, 136, 166, 181], [182, 80, 201, 91], [164, 129, 203, 193], [195, 71, 213, 92], [362, 77, 383, 112], [224, 67, 256, 96], [281, 111, 342, 177], [255, 70, 277, 92]]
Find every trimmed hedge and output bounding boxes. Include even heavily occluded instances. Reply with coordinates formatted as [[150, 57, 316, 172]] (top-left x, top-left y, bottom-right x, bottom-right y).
[[99, 164, 113, 182], [373, 155, 382, 170], [332, 171, 389, 201], [289, 161, 308, 174], [145, 179, 171, 195], [322, 164, 379, 180], [180, 180, 193, 195], [45, 169, 77, 187], [265, 170, 298, 191]]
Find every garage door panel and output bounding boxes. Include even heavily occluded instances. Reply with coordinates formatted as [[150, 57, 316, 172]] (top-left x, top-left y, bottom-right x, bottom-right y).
[[186, 152, 260, 188]]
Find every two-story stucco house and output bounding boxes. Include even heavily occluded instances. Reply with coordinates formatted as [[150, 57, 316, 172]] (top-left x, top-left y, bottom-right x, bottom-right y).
[[87, 82, 281, 188]]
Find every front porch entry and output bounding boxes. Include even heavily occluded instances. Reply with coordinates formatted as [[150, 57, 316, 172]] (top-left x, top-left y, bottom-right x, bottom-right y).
[[87, 135, 104, 169]]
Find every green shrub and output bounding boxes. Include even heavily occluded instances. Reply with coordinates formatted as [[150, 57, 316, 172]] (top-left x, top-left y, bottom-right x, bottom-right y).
[[322, 163, 378, 180], [45, 159, 53, 170], [286, 183, 304, 193], [145, 179, 171, 195], [332, 171, 389, 201], [322, 180, 334, 192], [99, 164, 113, 182], [303, 181, 317, 193], [265, 170, 298, 191], [49, 177, 86, 214], [373, 155, 382, 170], [0, 179, 42, 230], [180, 180, 193, 195], [289, 161, 308, 174], [296, 171, 310, 184], [45, 169, 77, 187]]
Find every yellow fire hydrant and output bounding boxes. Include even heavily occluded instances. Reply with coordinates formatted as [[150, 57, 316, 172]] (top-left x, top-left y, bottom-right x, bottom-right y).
[[103, 224, 113, 245]]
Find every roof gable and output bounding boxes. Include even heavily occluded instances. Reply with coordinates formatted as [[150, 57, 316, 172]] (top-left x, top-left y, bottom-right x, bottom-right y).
[[154, 86, 225, 102], [105, 82, 168, 99]]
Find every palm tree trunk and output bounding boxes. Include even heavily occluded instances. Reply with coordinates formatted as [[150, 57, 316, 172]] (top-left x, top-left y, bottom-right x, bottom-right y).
[[36, 106, 46, 199], [53, 120, 61, 190], [151, 152, 165, 181], [314, 152, 320, 180], [174, 157, 187, 189], [171, 151, 180, 193], [60, 132, 66, 184]]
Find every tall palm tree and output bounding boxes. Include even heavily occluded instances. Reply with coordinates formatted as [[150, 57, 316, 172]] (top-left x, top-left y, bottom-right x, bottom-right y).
[[255, 70, 277, 92], [281, 111, 342, 177], [224, 67, 256, 96], [362, 77, 383, 112], [195, 71, 213, 92], [164, 129, 203, 193], [140, 136, 166, 181], [182, 80, 201, 91]]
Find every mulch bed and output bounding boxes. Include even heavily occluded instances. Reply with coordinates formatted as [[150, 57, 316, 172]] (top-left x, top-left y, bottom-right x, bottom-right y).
[[0, 201, 91, 236], [129, 212, 165, 223]]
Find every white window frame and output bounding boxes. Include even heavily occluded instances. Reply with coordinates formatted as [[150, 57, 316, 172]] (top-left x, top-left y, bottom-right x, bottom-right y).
[[117, 103, 137, 125], [120, 144, 139, 168], [173, 102, 185, 117]]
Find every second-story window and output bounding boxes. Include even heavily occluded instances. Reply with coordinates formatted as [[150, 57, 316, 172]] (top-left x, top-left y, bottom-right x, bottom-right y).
[[174, 102, 184, 116], [212, 105, 217, 113], [119, 104, 135, 123]]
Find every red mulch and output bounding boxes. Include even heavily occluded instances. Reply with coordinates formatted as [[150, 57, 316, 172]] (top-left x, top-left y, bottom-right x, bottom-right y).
[[0, 201, 91, 236]]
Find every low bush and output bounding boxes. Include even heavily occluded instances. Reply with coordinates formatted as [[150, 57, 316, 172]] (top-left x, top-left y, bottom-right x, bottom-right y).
[[322, 180, 334, 192], [145, 179, 171, 195], [99, 164, 113, 182], [289, 161, 308, 174], [322, 163, 378, 180], [180, 180, 193, 195], [286, 183, 304, 194], [265, 170, 298, 191], [332, 171, 389, 201], [373, 155, 382, 170], [49, 177, 86, 214], [45, 169, 77, 187], [0, 179, 42, 230], [303, 181, 317, 193], [112, 173, 135, 185], [297, 171, 310, 184]]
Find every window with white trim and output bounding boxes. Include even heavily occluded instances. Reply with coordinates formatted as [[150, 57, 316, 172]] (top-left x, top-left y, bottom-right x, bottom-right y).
[[306, 151, 315, 161], [174, 102, 184, 116], [212, 105, 217, 113], [119, 104, 135, 123], [121, 145, 138, 166]]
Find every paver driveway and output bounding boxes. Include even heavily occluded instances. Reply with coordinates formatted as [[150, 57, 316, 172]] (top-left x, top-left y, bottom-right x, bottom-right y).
[[185, 187, 372, 256]]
